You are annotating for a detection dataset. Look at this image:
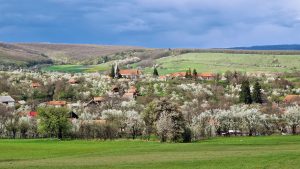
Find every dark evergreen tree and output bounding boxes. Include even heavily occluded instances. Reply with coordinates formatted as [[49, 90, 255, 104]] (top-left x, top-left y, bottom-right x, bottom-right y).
[[185, 68, 192, 78], [239, 80, 252, 104], [110, 65, 115, 78], [193, 69, 197, 78], [253, 81, 263, 104], [153, 67, 159, 77]]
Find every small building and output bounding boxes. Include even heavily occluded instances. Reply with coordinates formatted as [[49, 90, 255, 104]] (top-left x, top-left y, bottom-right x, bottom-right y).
[[284, 95, 300, 104], [122, 92, 135, 100], [169, 72, 186, 78], [68, 78, 78, 85], [47, 101, 67, 107], [0, 96, 15, 107], [197, 73, 215, 80], [31, 82, 41, 88], [119, 69, 142, 79], [86, 96, 106, 106], [28, 111, 38, 118], [123, 86, 138, 100]]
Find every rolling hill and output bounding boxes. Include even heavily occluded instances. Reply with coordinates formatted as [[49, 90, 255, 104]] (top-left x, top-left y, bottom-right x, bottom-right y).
[[0, 42, 144, 66], [230, 44, 300, 50]]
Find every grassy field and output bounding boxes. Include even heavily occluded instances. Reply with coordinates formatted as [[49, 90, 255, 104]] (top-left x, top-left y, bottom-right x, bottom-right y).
[[145, 53, 300, 75], [43, 52, 300, 74], [1, 136, 300, 169]]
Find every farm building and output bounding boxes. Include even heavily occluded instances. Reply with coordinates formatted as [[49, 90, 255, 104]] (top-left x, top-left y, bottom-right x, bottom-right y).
[[0, 96, 15, 107], [47, 101, 67, 107], [119, 69, 142, 79], [284, 95, 300, 104], [31, 82, 41, 88]]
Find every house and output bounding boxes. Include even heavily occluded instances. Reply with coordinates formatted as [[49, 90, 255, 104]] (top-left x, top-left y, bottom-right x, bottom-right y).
[[122, 92, 135, 100], [123, 86, 138, 100], [169, 72, 186, 78], [284, 95, 300, 104], [86, 96, 105, 106], [119, 69, 142, 79], [31, 82, 41, 88], [0, 96, 15, 107], [28, 111, 38, 118], [197, 73, 215, 80], [159, 75, 167, 81], [68, 78, 78, 85], [47, 101, 67, 107]]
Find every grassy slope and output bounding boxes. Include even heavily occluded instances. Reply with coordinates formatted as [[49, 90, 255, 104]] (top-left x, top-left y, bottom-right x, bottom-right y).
[[45, 52, 300, 74], [0, 136, 300, 169], [147, 53, 300, 75]]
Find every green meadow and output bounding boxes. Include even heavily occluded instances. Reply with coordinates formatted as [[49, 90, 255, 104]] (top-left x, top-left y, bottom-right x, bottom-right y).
[[145, 53, 300, 75], [43, 53, 300, 74], [1, 136, 300, 169]]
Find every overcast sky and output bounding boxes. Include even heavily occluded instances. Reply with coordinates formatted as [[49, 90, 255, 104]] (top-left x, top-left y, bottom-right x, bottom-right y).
[[1, 0, 300, 48]]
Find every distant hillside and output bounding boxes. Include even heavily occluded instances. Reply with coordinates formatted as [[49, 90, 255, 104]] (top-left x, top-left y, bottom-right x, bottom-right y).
[[230, 44, 300, 50], [0, 42, 144, 67]]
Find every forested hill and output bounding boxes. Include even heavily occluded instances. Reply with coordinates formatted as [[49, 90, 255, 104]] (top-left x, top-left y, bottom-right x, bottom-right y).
[[230, 44, 300, 50]]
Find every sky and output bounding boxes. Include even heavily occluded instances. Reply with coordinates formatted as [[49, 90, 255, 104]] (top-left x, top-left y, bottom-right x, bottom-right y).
[[1, 0, 300, 48]]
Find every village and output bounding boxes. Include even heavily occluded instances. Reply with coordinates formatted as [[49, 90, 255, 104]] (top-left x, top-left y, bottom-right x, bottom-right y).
[[1, 63, 300, 141]]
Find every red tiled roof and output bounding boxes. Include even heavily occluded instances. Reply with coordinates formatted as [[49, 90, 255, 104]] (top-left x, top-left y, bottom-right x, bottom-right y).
[[198, 73, 215, 78], [169, 72, 186, 77], [284, 95, 300, 103], [68, 78, 78, 84], [119, 69, 141, 76], [93, 97, 105, 102], [128, 86, 137, 93], [31, 83, 41, 88], [29, 111, 38, 117], [47, 101, 67, 106], [123, 92, 135, 99]]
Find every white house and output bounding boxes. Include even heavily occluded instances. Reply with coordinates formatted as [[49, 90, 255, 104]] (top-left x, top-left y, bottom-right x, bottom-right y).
[[0, 96, 15, 107]]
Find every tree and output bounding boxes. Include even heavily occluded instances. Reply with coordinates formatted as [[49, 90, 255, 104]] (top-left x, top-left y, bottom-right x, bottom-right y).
[[155, 99, 186, 142], [284, 105, 300, 135], [37, 106, 71, 139], [153, 67, 159, 77], [253, 81, 263, 104], [239, 80, 252, 104], [185, 68, 192, 79], [0, 105, 12, 137], [142, 102, 157, 140], [193, 69, 197, 78], [5, 115, 19, 139], [110, 65, 115, 78]]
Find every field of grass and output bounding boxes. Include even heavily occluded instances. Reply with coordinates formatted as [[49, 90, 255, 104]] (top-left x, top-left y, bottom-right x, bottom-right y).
[[1, 136, 300, 169], [43, 52, 300, 74], [144, 53, 300, 75]]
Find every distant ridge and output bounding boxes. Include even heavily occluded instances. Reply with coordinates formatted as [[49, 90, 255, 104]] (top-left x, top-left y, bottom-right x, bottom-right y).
[[230, 44, 300, 50]]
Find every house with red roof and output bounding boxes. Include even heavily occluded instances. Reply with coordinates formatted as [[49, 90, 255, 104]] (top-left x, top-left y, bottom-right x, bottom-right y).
[[284, 95, 300, 104], [119, 69, 142, 79], [47, 101, 67, 107]]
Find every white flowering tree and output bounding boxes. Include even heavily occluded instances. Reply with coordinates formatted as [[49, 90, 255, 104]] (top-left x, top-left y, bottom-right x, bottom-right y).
[[284, 105, 300, 135], [124, 110, 144, 139], [191, 110, 217, 140]]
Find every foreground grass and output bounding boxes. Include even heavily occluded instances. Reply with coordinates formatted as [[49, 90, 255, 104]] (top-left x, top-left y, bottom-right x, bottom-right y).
[[1, 136, 300, 169]]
